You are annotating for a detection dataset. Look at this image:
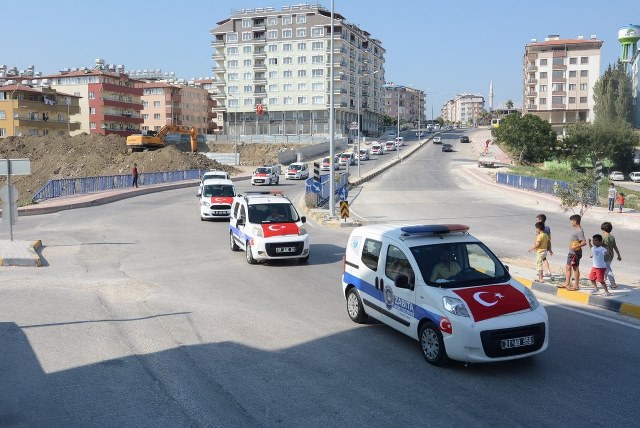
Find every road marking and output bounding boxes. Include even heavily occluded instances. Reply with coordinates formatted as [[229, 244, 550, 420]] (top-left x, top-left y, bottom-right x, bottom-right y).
[[539, 297, 640, 331]]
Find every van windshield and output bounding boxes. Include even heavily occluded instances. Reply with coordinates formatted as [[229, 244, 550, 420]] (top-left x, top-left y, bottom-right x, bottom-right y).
[[409, 242, 510, 288], [203, 185, 235, 198], [248, 203, 300, 223]]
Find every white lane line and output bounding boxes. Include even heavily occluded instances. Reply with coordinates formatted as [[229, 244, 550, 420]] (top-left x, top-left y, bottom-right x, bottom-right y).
[[539, 297, 640, 330]]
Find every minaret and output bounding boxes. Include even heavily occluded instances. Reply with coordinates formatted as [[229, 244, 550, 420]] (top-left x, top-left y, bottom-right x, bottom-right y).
[[489, 80, 494, 111]]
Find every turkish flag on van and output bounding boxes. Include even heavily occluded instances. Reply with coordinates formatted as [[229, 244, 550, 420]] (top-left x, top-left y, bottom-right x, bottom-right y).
[[453, 285, 531, 322]]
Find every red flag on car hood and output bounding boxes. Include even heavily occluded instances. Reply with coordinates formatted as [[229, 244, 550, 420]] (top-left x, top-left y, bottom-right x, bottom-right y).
[[453, 284, 531, 322]]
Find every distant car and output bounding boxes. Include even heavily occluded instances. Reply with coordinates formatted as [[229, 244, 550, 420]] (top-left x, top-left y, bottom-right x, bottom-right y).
[[358, 148, 370, 161], [459, 136, 470, 143], [339, 152, 356, 166], [371, 143, 384, 155], [395, 136, 405, 146], [251, 166, 280, 186], [384, 141, 396, 151], [433, 136, 442, 144], [629, 172, 640, 182], [441, 143, 453, 152], [320, 156, 339, 171], [609, 171, 625, 181], [197, 170, 231, 196], [285, 162, 309, 180]]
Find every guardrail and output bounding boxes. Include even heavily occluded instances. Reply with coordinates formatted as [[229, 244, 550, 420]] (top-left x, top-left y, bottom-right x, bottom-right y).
[[32, 169, 207, 203]]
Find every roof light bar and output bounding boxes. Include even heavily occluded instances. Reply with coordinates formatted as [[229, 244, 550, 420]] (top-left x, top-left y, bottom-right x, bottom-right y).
[[400, 224, 470, 236]]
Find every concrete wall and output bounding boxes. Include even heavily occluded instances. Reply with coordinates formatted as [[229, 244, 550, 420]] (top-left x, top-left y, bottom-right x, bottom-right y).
[[277, 138, 348, 164]]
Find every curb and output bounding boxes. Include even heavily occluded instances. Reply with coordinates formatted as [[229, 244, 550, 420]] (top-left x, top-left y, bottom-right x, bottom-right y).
[[0, 240, 43, 267], [514, 275, 640, 320]]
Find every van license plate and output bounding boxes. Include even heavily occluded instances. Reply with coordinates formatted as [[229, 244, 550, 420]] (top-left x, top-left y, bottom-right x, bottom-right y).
[[501, 335, 534, 349], [276, 247, 295, 253]]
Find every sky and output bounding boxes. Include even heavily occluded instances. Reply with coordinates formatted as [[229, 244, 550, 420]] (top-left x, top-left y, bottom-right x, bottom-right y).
[[3, 0, 640, 115]]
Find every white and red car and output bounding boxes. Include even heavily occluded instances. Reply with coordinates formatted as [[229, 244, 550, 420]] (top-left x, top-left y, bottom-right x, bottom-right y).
[[251, 166, 280, 186], [285, 162, 310, 180], [199, 178, 236, 220]]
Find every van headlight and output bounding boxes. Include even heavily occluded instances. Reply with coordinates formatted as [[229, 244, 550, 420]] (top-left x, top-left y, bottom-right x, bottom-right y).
[[522, 287, 539, 310], [443, 297, 470, 317], [252, 226, 264, 237], [298, 226, 307, 236]]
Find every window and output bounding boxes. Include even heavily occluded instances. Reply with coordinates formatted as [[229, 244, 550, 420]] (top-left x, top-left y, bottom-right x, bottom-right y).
[[244, 98, 253, 106], [552, 57, 564, 65], [89, 122, 96, 129], [88, 91, 95, 99], [243, 59, 252, 67], [283, 56, 293, 64], [282, 15, 292, 24], [312, 82, 323, 91], [154, 113, 161, 119], [569, 57, 577, 64], [552, 70, 564, 78], [385, 245, 415, 284], [312, 55, 323, 64], [228, 73, 239, 81], [297, 42, 307, 50], [0, 111, 5, 119], [568, 84, 576, 90], [243, 46, 252, 53], [312, 95, 324, 105], [311, 28, 323, 37], [154, 126, 161, 132], [283, 70, 293, 78], [283, 43, 292, 51], [229, 98, 239, 107], [540, 98, 547, 105], [296, 28, 306, 37], [580, 96, 588, 103], [552, 83, 565, 91], [268, 71, 278, 79], [540, 59, 548, 66], [298, 69, 307, 77], [242, 19, 251, 28], [580, 83, 588, 90], [243, 72, 252, 80], [227, 60, 238, 68], [296, 14, 306, 23], [89, 107, 96, 114], [580, 57, 589, 64], [297, 56, 307, 64], [268, 84, 278, 91], [268, 58, 278, 65], [227, 47, 238, 55], [580, 70, 588, 77], [297, 83, 307, 91], [227, 33, 238, 42], [243, 85, 253, 93], [539, 85, 547, 92], [268, 44, 278, 52], [283, 83, 293, 91], [540, 72, 547, 78], [267, 17, 277, 25], [267, 30, 277, 39], [141, 101, 149, 107], [282, 29, 292, 38], [552, 96, 564, 105], [242, 32, 252, 41], [297, 96, 307, 104], [569, 70, 577, 77], [228, 85, 239, 93], [361, 238, 381, 271], [269, 97, 278, 105], [284, 96, 293, 105], [153, 101, 160, 107], [312, 69, 323, 78], [142, 114, 149, 120]]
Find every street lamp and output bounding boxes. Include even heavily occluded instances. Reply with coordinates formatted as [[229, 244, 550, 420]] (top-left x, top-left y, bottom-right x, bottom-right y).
[[396, 85, 402, 160], [328, 0, 336, 217], [357, 69, 378, 177]]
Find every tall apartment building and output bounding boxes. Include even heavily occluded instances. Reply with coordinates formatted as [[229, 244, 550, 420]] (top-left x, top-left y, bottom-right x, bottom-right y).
[[0, 83, 81, 138], [193, 78, 223, 134], [441, 94, 485, 125], [382, 85, 425, 124], [210, 3, 386, 136], [523, 35, 602, 132], [141, 81, 212, 134]]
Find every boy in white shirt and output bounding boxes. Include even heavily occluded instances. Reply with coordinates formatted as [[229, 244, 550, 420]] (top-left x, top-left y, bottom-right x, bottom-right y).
[[588, 234, 611, 296]]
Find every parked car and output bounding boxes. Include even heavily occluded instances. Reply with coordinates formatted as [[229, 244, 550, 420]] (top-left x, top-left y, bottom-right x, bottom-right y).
[[609, 171, 625, 181], [441, 143, 453, 152], [459, 136, 470, 143], [629, 172, 640, 182]]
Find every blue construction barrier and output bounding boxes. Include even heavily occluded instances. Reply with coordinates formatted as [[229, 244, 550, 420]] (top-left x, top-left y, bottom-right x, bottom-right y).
[[32, 169, 207, 203], [495, 172, 598, 204]]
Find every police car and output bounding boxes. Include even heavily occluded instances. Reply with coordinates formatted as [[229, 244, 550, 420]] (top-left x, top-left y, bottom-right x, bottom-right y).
[[229, 191, 309, 264], [342, 224, 548, 365], [199, 179, 236, 220]]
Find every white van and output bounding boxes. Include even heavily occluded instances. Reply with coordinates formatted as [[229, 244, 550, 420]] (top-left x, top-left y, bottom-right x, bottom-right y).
[[199, 178, 236, 220], [341, 224, 548, 365]]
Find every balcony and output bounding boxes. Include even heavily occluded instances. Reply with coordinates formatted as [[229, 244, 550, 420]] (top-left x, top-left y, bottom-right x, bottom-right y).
[[527, 78, 537, 84], [211, 38, 225, 47], [212, 52, 225, 60], [253, 62, 267, 70], [526, 92, 537, 97], [552, 103, 566, 109], [552, 64, 567, 70], [527, 65, 538, 71], [552, 90, 567, 95], [253, 75, 267, 84], [253, 49, 267, 58], [551, 77, 566, 83], [212, 66, 226, 74], [526, 104, 537, 110], [552, 50, 567, 57]]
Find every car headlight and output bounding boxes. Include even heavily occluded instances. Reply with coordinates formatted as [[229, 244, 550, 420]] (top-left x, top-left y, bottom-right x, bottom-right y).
[[200, 200, 209, 207], [252, 226, 263, 237], [442, 296, 470, 317], [298, 226, 307, 236], [522, 286, 539, 310]]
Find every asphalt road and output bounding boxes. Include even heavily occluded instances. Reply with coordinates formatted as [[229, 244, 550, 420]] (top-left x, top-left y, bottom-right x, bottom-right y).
[[1, 136, 639, 426]]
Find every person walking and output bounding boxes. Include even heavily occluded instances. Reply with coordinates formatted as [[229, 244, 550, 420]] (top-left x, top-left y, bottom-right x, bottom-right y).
[[587, 234, 611, 296], [536, 214, 553, 277], [600, 222, 621, 289], [607, 183, 617, 212], [563, 214, 587, 291], [132, 163, 139, 188], [528, 221, 550, 282], [617, 193, 625, 213]]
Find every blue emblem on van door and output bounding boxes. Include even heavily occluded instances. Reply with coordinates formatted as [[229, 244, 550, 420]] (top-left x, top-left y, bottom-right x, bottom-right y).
[[384, 285, 394, 310]]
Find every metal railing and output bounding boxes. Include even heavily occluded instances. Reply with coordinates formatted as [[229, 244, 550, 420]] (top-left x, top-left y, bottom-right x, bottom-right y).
[[32, 169, 207, 203], [496, 172, 599, 204], [304, 172, 350, 207]]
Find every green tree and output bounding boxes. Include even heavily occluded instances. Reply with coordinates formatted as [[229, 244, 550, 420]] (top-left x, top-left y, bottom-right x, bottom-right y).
[[435, 116, 444, 127], [555, 173, 598, 217], [378, 114, 396, 126], [491, 113, 557, 164], [505, 99, 514, 110], [593, 61, 634, 124]]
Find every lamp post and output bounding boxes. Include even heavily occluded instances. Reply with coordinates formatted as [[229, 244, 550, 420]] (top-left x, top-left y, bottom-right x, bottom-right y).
[[328, 0, 336, 217], [396, 85, 401, 160], [357, 69, 378, 177]]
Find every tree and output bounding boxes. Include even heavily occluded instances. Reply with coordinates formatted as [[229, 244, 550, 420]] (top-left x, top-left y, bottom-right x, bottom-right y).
[[593, 61, 634, 124], [555, 173, 598, 217], [505, 100, 514, 110], [378, 114, 396, 126], [491, 113, 557, 164]]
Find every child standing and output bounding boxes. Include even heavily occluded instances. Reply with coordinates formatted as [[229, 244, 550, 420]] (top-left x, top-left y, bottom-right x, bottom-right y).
[[617, 193, 625, 213], [529, 222, 550, 282], [588, 234, 610, 296], [600, 222, 622, 289], [536, 214, 553, 277], [607, 183, 617, 212]]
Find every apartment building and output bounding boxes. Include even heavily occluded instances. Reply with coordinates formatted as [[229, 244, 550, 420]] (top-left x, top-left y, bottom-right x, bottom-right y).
[[0, 83, 81, 138], [382, 85, 425, 124], [210, 3, 386, 136], [523, 35, 602, 131], [441, 94, 485, 125], [141, 81, 212, 134], [193, 78, 223, 134]]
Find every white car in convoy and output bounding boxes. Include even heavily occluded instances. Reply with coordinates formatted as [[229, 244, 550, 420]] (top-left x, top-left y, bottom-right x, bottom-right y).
[[199, 178, 236, 220], [229, 191, 309, 264], [433, 136, 442, 144], [370, 143, 384, 155], [342, 224, 548, 365], [197, 170, 231, 196], [395, 136, 405, 146], [320, 156, 340, 171], [339, 152, 356, 166], [608, 171, 624, 181], [384, 141, 396, 151], [359, 149, 370, 161], [285, 162, 309, 180], [251, 166, 280, 186]]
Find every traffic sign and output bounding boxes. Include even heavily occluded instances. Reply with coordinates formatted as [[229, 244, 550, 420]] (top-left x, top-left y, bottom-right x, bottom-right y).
[[349, 121, 358, 130], [0, 185, 19, 225], [0, 159, 31, 175], [338, 186, 349, 201], [310, 180, 321, 194], [340, 201, 349, 219]]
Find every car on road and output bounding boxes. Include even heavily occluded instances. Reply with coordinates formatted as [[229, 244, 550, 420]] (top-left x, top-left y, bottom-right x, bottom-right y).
[[320, 156, 339, 171], [359, 149, 370, 161], [339, 152, 356, 166], [370, 143, 384, 155], [441, 143, 453, 152], [197, 170, 231, 196], [285, 162, 309, 180], [395, 136, 405, 146], [433, 136, 442, 144], [251, 166, 280, 186], [609, 171, 625, 181], [199, 178, 236, 220], [229, 191, 309, 264], [384, 141, 396, 151], [459, 136, 470, 143], [629, 172, 640, 182], [341, 223, 548, 365]]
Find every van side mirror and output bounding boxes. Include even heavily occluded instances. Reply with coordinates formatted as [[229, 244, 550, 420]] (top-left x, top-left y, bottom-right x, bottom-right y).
[[395, 275, 412, 290], [300, 216, 306, 223]]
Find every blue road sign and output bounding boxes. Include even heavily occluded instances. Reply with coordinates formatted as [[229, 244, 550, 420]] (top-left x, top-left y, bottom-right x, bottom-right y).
[[311, 180, 321, 194], [338, 186, 349, 201]]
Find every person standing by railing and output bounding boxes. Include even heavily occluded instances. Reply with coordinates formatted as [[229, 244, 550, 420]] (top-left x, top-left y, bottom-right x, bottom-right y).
[[132, 163, 139, 188]]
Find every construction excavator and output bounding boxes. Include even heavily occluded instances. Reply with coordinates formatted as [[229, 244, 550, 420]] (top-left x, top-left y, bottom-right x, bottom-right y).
[[126, 125, 198, 153]]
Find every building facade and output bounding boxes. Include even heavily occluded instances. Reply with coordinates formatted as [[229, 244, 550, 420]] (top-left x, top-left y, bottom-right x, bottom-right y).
[[0, 83, 81, 138], [441, 94, 485, 125], [210, 3, 386, 137], [193, 78, 223, 134], [141, 82, 212, 134], [382, 85, 425, 125], [523, 35, 602, 132]]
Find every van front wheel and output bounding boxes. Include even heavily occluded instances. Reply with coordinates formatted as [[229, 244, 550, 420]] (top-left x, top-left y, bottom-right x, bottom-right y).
[[419, 323, 448, 366], [346, 288, 367, 324]]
